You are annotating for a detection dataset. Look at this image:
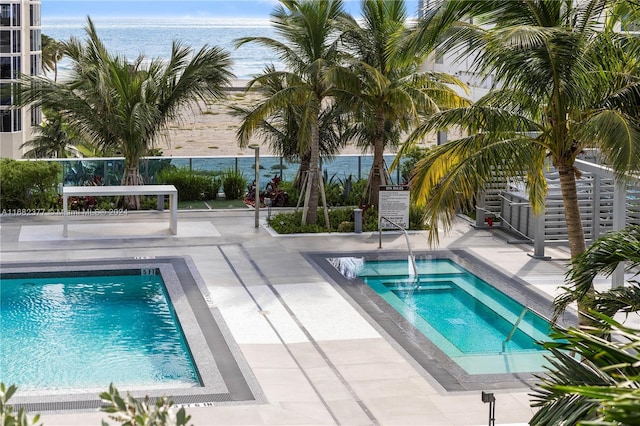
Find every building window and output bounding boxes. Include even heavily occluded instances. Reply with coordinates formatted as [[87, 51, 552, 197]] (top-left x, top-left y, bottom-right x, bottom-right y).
[[1, 30, 21, 53], [0, 4, 10, 26], [11, 3, 20, 26], [12, 56, 19, 78], [0, 3, 21, 27], [0, 31, 9, 54], [1, 56, 21, 79], [12, 30, 20, 53], [0, 109, 11, 132], [2, 30, 20, 54], [0, 82, 10, 105], [30, 104, 40, 126], [0, 57, 10, 79], [0, 108, 20, 132], [30, 29, 41, 52], [13, 107, 21, 130], [30, 53, 40, 75], [30, 3, 40, 26]]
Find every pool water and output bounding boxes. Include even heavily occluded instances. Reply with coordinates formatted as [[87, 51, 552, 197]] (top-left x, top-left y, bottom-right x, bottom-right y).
[[344, 257, 552, 374], [0, 271, 200, 391]]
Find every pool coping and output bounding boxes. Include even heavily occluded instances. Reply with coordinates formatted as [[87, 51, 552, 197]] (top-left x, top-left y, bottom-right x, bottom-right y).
[[305, 249, 579, 392], [0, 256, 263, 412]]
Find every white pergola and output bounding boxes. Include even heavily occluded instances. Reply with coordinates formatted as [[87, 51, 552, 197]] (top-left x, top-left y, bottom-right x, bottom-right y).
[[475, 159, 640, 287]]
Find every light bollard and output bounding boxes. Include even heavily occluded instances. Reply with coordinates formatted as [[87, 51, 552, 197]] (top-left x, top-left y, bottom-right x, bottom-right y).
[[249, 144, 260, 228], [353, 208, 362, 233]]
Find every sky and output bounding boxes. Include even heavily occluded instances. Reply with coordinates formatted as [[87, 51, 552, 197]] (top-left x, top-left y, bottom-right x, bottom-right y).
[[42, 0, 420, 20]]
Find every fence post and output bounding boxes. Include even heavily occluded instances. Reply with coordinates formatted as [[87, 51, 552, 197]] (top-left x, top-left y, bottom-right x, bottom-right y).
[[612, 178, 627, 287], [592, 174, 601, 240]]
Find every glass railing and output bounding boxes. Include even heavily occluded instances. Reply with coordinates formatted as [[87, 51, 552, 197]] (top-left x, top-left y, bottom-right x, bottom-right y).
[[30, 154, 405, 187]]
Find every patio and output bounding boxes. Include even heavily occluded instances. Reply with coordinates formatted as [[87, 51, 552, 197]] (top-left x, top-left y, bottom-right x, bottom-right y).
[[0, 208, 582, 425]]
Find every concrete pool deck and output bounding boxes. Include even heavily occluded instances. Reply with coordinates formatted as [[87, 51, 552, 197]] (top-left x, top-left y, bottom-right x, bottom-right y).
[[0, 209, 587, 425]]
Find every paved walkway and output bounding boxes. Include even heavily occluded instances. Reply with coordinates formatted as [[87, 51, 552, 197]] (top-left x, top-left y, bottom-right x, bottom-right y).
[[0, 209, 579, 425]]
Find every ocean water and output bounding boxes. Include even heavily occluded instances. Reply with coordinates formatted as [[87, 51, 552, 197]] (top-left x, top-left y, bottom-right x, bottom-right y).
[[42, 17, 284, 80]]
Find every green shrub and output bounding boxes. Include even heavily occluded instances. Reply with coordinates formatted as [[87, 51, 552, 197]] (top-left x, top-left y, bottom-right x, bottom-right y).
[[157, 167, 218, 201], [400, 146, 431, 183], [272, 177, 367, 209], [268, 206, 380, 234], [337, 221, 354, 232], [324, 175, 367, 207], [211, 176, 222, 199], [409, 204, 429, 230], [143, 157, 172, 184], [268, 210, 327, 234], [140, 195, 169, 210], [222, 168, 246, 200], [348, 179, 368, 206], [0, 383, 40, 426], [362, 206, 380, 230], [277, 180, 300, 207], [0, 159, 60, 210], [100, 383, 190, 426], [0, 382, 190, 426]]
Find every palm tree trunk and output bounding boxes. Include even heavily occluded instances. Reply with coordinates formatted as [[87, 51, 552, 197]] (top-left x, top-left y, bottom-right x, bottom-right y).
[[302, 121, 320, 225], [558, 162, 592, 325], [557, 164, 587, 257], [122, 166, 142, 209], [294, 151, 311, 190], [370, 110, 386, 208]]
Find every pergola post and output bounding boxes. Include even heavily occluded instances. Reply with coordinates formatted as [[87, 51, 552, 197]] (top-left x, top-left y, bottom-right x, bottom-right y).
[[530, 206, 548, 260], [475, 191, 486, 228]]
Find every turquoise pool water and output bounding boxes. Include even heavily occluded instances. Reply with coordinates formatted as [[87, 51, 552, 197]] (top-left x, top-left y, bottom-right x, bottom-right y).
[[0, 271, 200, 391], [352, 258, 552, 374]]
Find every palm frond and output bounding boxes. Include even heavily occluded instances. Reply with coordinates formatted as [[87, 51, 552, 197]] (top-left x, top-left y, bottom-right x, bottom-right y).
[[531, 312, 640, 425], [554, 226, 640, 320], [410, 133, 546, 244]]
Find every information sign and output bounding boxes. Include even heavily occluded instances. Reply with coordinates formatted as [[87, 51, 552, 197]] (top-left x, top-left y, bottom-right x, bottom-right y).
[[378, 185, 410, 229]]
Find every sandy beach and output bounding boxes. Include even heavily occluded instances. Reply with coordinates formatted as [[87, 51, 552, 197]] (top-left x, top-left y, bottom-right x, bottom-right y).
[[162, 81, 440, 158], [162, 83, 359, 158]]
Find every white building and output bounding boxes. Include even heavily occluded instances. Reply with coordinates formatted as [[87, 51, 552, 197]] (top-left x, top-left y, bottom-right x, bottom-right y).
[[417, 0, 490, 103], [1, 0, 41, 159]]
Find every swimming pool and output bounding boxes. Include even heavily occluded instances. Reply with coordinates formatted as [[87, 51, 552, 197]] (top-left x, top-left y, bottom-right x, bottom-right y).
[[0, 258, 260, 412], [1, 270, 198, 391], [308, 250, 576, 391], [351, 258, 551, 375]]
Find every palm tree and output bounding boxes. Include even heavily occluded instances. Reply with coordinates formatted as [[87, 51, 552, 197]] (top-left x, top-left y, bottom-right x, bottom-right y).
[[13, 18, 234, 208], [41, 34, 64, 82], [530, 313, 640, 425], [402, 0, 640, 264], [555, 225, 640, 320], [528, 225, 640, 424], [232, 65, 347, 190], [21, 109, 107, 159], [336, 0, 469, 208], [235, 0, 349, 225], [21, 110, 75, 158]]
